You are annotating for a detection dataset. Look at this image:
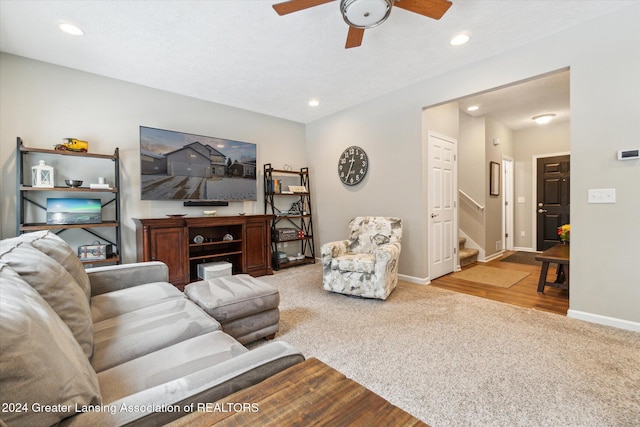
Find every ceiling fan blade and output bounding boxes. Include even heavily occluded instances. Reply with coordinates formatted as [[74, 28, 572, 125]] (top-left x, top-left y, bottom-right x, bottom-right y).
[[272, 0, 334, 16], [345, 26, 365, 49], [393, 0, 452, 20]]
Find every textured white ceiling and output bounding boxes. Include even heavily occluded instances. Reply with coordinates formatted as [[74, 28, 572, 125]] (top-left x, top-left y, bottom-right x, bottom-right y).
[[0, 1, 635, 124]]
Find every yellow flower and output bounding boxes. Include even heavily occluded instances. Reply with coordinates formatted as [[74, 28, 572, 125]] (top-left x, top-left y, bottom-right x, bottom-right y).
[[558, 224, 570, 241]]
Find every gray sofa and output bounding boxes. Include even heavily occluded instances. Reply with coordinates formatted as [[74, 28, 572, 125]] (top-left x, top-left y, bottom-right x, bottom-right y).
[[0, 231, 304, 426]]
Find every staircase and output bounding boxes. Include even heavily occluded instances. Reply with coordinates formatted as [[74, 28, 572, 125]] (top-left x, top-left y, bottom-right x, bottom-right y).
[[459, 237, 479, 267]]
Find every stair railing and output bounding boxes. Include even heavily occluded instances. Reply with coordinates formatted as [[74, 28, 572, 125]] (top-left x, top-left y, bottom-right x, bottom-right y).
[[459, 189, 484, 211]]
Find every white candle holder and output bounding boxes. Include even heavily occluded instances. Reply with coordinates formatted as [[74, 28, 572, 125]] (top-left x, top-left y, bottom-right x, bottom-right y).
[[32, 160, 54, 188]]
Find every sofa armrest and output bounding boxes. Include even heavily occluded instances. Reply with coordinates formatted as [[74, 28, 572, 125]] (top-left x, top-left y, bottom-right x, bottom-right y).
[[60, 341, 304, 426], [320, 240, 350, 266], [86, 261, 169, 296]]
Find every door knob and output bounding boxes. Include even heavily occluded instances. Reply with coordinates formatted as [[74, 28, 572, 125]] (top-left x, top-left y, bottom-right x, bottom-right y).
[[538, 209, 547, 214], [431, 213, 439, 218]]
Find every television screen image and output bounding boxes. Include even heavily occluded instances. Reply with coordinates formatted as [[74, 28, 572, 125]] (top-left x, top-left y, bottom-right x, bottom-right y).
[[140, 126, 257, 202], [46, 198, 102, 225]]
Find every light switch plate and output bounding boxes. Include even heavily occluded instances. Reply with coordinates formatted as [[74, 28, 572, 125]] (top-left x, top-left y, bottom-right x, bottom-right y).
[[588, 188, 616, 204]]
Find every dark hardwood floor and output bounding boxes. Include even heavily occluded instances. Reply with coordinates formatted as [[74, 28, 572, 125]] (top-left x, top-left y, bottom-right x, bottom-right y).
[[430, 251, 569, 315]]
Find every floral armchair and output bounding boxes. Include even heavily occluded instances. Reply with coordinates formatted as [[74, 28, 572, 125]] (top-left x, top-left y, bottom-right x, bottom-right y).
[[321, 217, 402, 300]]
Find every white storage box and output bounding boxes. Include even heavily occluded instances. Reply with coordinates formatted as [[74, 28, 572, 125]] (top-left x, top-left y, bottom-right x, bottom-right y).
[[197, 261, 232, 280]]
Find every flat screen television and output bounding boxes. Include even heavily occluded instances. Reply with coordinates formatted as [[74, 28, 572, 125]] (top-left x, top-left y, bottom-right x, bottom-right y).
[[140, 126, 257, 203]]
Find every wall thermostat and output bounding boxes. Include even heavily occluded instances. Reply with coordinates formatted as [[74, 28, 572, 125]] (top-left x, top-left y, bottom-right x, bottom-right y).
[[617, 149, 639, 160]]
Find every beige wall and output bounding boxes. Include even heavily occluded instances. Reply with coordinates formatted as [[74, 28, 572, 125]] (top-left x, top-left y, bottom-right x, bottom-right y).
[[458, 113, 485, 250], [307, 6, 640, 327], [0, 54, 307, 262], [484, 117, 514, 256]]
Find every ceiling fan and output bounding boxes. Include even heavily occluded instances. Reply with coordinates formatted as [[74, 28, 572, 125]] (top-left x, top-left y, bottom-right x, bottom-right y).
[[272, 0, 453, 49]]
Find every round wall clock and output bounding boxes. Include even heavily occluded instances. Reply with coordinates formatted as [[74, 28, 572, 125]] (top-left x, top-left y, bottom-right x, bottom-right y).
[[338, 146, 368, 186]]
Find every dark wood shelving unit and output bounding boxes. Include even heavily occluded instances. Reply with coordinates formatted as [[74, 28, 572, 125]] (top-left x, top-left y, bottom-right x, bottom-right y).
[[16, 137, 122, 265]]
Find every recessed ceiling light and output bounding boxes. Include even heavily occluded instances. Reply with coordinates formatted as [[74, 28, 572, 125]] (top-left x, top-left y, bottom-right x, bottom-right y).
[[532, 114, 556, 125], [58, 22, 84, 36], [450, 33, 470, 46], [467, 105, 479, 112], [308, 99, 320, 107]]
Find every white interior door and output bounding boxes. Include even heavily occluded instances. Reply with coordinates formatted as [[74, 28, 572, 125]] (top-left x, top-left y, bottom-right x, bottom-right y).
[[428, 132, 457, 279]]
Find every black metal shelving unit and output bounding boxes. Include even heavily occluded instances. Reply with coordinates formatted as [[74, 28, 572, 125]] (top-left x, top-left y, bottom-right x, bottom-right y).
[[16, 137, 122, 265], [263, 163, 315, 270]]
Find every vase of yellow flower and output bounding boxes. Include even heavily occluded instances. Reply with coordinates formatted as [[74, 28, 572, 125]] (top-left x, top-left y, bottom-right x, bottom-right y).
[[557, 224, 570, 244]]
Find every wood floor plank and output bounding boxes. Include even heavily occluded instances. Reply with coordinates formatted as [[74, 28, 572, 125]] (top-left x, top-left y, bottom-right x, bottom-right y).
[[430, 252, 569, 315]]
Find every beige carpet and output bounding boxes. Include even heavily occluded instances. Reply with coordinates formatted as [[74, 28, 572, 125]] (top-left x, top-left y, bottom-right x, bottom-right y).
[[253, 264, 640, 426], [450, 265, 529, 288]]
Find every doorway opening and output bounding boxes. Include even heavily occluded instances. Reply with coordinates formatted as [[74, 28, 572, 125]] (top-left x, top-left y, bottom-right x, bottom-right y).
[[422, 68, 570, 310]]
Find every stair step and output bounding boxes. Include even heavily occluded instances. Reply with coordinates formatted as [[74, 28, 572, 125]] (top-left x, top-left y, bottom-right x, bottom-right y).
[[459, 248, 479, 267], [458, 237, 467, 249]]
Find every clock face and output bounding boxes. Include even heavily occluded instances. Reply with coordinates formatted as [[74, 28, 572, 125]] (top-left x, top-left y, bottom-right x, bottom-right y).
[[338, 146, 368, 186]]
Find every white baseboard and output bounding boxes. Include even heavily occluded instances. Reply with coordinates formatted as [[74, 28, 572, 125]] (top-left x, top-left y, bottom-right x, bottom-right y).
[[513, 246, 536, 252], [480, 250, 504, 263], [567, 309, 640, 332], [399, 274, 430, 285]]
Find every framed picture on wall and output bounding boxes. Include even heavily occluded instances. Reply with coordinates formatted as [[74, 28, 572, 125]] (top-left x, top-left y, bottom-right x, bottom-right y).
[[490, 161, 500, 196]]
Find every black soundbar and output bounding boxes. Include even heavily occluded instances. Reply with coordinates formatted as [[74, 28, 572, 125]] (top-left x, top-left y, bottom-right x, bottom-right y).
[[183, 201, 229, 207]]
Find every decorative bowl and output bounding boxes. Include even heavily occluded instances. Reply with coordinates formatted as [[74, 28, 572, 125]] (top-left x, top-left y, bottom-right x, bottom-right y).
[[64, 179, 83, 187]]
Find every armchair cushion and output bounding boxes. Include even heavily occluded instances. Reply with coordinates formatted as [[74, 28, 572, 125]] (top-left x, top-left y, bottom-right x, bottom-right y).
[[331, 253, 376, 274]]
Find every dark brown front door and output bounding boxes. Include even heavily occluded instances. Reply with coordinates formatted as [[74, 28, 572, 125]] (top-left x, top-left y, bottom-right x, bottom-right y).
[[537, 155, 570, 250]]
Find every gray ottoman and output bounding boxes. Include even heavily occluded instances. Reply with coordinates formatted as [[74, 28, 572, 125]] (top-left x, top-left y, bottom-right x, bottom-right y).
[[184, 274, 279, 344]]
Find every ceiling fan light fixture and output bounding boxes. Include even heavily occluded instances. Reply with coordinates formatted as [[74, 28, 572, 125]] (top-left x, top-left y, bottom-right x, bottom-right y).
[[533, 114, 556, 124], [341, 0, 393, 29]]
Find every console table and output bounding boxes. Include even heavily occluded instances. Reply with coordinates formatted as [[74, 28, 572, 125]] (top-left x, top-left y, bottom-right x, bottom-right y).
[[134, 215, 273, 289], [167, 357, 427, 426], [535, 244, 570, 294]]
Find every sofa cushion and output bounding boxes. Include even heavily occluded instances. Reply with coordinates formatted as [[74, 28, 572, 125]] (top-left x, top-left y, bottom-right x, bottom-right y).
[[97, 331, 246, 403], [91, 281, 184, 323], [0, 241, 94, 358], [0, 265, 101, 427], [67, 341, 304, 426], [10, 230, 92, 300], [29, 230, 92, 300], [92, 299, 221, 372]]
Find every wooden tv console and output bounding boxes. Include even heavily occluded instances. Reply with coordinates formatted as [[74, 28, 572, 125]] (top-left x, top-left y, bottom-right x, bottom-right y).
[[133, 215, 273, 290]]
